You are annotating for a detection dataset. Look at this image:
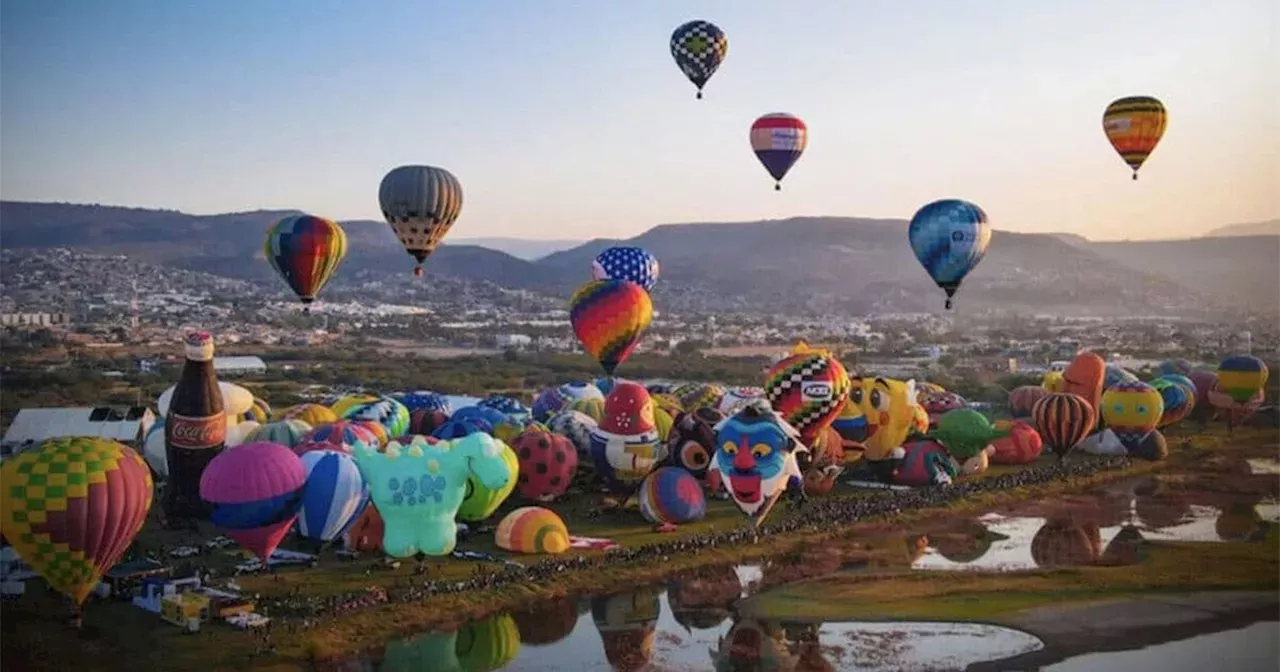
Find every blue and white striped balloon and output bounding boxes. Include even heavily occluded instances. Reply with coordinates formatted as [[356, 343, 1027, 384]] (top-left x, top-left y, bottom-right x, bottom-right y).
[[591, 246, 660, 292], [298, 450, 368, 543], [907, 199, 992, 310]]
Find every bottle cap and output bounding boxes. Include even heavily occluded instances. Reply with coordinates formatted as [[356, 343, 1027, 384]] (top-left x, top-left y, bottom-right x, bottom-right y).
[[183, 331, 215, 362]]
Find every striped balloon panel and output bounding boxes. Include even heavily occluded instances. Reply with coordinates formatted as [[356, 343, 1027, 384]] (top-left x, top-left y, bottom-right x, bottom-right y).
[[1031, 393, 1097, 458]]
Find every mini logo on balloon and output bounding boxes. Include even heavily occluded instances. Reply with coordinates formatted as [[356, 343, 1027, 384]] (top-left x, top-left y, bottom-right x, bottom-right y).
[[801, 382, 833, 401]]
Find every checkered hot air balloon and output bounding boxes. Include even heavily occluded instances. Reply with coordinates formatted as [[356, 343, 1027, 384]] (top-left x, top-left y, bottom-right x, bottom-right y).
[[907, 199, 992, 310], [763, 351, 850, 447], [670, 20, 728, 99], [1, 437, 153, 608], [569, 279, 653, 376], [591, 246, 660, 292]]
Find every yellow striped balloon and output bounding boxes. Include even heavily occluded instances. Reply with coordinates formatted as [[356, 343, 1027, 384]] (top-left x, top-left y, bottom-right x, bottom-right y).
[[1102, 96, 1168, 180], [495, 506, 570, 554]]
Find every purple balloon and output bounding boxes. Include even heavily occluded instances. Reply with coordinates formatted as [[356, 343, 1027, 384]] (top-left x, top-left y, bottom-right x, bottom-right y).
[[200, 441, 305, 504]]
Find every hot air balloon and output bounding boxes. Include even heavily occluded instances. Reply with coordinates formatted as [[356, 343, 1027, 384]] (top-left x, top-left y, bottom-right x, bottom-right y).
[[298, 450, 369, 543], [569, 279, 653, 375], [201, 442, 306, 561], [377, 165, 463, 277], [907, 199, 992, 310], [669, 20, 728, 99], [1032, 393, 1097, 459], [0, 438, 153, 620], [264, 214, 348, 314], [1103, 96, 1167, 180], [750, 113, 807, 191], [592, 246, 660, 292]]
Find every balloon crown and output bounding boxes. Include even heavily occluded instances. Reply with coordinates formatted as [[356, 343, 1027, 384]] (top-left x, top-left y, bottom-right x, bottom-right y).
[[183, 331, 215, 361]]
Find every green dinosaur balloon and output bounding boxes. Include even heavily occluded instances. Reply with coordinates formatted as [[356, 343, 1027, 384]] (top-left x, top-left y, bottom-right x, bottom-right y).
[[929, 409, 1008, 460]]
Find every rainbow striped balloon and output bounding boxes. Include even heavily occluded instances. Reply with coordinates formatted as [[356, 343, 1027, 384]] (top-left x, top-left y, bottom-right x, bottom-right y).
[[494, 506, 570, 554], [639, 467, 707, 525], [264, 214, 348, 310], [569, 279, 653, 375]]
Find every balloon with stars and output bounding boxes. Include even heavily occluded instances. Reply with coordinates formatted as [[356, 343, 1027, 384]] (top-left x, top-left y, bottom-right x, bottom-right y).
[[591, 246, 660, 293]]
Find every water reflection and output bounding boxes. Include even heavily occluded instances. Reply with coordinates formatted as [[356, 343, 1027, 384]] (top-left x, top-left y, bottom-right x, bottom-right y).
[[353, 568, 1044, 671], [913, 476, 1276, 572]]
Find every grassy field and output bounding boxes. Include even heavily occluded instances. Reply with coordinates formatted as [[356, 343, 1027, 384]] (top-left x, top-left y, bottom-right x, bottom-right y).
[[0, 424, 1275, 671]]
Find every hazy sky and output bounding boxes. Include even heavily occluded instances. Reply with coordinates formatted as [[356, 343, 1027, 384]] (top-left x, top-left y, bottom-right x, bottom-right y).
[[2, 1, 1276, 241]]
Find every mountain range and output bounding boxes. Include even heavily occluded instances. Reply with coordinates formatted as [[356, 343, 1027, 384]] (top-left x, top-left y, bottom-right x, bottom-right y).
[[1, 201, 1275, 318]]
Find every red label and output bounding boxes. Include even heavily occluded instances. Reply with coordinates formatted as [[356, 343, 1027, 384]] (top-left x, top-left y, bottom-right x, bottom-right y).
[[168, 413, 226, 450]]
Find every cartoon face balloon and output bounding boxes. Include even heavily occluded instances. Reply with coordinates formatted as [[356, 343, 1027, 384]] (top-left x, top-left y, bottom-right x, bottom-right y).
[[1100, 382, 1164, 450], [852, 376, 919, 462], [708, 401, 804, 522], [665, 406, 724, 479], [589, 382, 664, 493], [352, 434, 510, 557]]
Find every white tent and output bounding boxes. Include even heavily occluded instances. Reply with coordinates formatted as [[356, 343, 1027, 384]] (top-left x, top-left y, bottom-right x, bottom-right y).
[[1, 407, 156, 455]]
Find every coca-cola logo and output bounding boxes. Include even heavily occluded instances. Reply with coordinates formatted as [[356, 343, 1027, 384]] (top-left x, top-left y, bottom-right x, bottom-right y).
[[168, 413, 225, 450]]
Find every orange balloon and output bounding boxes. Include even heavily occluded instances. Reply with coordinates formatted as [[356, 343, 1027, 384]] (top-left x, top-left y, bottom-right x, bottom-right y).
[[1062, 352, 1105, 422]]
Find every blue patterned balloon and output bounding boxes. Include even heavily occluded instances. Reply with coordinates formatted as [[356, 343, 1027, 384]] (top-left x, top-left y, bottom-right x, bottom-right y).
[[591, 246, 660, 292], [907, 199, 992, 310], [396, 391, 453, 415], [477, 394, 530, 418]]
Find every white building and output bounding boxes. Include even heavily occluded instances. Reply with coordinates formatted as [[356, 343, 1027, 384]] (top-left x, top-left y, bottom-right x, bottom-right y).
[[213, 356, 267, 376], [1, 406, 157, 456], [495, 334, 533, 350]]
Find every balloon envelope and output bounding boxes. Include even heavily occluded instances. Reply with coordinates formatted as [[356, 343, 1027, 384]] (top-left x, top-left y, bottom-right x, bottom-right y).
[[907, 199, 992, 309], [750, 113, 807, 189], [569, 279, 653, 375], [298, 450, 368, 542], [377, 165, 463, 275], [200, 441, 306, 561], [669, 20, 728, 98], [1103, 96, 1167, 179], [592, 246, 660, 292], [264, 214, 348, 306], [0, 437, 153, 605]]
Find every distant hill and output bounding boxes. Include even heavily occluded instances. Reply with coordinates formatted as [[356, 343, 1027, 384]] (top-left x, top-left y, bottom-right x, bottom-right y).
[[0, 201, 1271, 318], [1203, 220, 1280, 238], [449, 237, 582, 261]]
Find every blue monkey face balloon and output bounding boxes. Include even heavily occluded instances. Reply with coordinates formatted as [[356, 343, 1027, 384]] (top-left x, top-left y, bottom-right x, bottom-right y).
[[709, 401, 804, 519]]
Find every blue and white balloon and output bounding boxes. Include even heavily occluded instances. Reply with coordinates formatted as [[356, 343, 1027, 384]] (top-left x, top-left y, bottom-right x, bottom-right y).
[[298, 450, 368, 543], [395, 390, 453, 415], [907, 199, 992, 310], [591, 246, 660, 292]]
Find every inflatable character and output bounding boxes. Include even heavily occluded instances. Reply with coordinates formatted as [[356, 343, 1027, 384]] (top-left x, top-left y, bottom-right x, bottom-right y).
[[1062, 352, 1106, 422], [352, 433, 510, 557], [664, 406, 724, 479], [707, 400, 806, 529], [1100, 382, 1164, 451], [928, 409, 1007, 476], [895, 438, 958, 487], [589, 382, 665, 494], [848, 376, 919, 482], [802, 426, 846, 495]]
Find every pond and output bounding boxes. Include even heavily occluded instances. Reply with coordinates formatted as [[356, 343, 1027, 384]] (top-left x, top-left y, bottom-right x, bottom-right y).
[[345, 569, 1048, 671], [331, 464, 1278, 671], [1044, 620, 1279, 672]]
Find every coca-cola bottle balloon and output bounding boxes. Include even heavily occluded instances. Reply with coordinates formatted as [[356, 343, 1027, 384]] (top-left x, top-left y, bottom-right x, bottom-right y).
[[163, 331, 226, 523]]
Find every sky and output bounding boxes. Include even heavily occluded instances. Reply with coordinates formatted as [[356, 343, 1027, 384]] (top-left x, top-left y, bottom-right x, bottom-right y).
[[1, 0, 1276, 241]]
